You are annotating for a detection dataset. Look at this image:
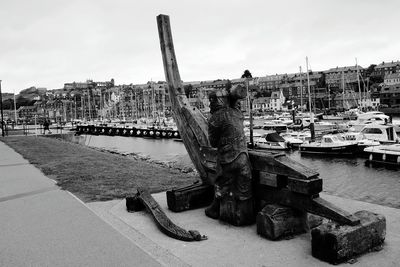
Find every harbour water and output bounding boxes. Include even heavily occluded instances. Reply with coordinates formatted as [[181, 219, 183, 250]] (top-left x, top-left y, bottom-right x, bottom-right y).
[[72, 132, 400, 209]]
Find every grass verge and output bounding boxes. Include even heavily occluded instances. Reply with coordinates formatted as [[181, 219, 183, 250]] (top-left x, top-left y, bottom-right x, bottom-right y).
[[1, 136, 198, 202]]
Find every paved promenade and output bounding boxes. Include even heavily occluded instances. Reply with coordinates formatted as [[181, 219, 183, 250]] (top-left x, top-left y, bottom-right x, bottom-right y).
[[1, 139, 400, 266], [0, 141, 161, 267]]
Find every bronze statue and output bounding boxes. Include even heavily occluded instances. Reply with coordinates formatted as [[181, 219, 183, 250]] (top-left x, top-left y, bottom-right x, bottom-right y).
[[205, 86, 255, 226]]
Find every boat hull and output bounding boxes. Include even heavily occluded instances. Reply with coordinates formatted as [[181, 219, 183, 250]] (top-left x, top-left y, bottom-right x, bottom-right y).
[[299, 143, 358, 155], [254, 142, 288, 150]]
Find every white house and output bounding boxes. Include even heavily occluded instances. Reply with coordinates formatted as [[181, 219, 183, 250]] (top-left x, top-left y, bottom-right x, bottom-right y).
[[270, 90, 285, 111], [253, 97, 271, 111]]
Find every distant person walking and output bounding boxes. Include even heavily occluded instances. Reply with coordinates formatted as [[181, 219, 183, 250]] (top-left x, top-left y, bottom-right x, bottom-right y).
[[43, 120, 50, 134]]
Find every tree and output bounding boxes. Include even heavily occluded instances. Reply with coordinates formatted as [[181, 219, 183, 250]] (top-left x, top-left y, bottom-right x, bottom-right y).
[[16, 96, 34, 108], [241, 70, 253, 79], [365, 64, 376, 76], [2, 98, 14, 110]]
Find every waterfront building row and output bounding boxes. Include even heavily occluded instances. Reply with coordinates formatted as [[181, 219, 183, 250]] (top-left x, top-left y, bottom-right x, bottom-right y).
[[3, 60, 400, 123]]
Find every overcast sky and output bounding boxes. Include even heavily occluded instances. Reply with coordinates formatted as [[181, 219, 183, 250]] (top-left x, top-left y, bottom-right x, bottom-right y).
[[1, 0, 399, 94]]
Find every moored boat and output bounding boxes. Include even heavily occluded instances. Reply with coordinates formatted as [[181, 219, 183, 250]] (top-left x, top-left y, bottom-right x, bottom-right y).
[[299, 135, 358, 155], [280, 131, 311, 148], [348, 111, 390, 132], [262, 121, 288, 133], [359, 124, 399, 144], [254, 132, 288, 150], [341, 132, 380, 154]]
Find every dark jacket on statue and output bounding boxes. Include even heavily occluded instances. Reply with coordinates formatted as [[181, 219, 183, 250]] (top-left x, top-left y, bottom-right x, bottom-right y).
[[208, 106, 248, 165]]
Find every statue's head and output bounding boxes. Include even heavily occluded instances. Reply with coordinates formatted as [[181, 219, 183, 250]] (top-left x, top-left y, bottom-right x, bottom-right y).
[[208, 89, 228, 114]]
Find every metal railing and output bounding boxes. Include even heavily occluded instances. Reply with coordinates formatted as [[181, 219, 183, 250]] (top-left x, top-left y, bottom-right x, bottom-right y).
[[1, 123, 75, 136]]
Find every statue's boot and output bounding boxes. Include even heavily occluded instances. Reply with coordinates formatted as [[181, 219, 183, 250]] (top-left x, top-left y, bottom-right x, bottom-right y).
[[220, 196, 255, 226], [205, 198, 220, 219]]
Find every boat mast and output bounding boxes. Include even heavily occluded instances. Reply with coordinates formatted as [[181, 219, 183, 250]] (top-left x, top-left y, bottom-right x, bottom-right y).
[[134, 89, 138, 120], [152, 83, 156, 119], [88, 90, 91, 121], [162, 87, 165, 117], [342, 70, 345, 110], [99, 90, 102, 120], [74, 95, 77, 120], [306, 57, 315, 141], [247, 78, 254, 147], [328, 84, 330, 110], [356, 58, 362, 109], [13, 89, 17, 124], [130, 91, 134, 121], [299, 66, 303, 112], [81, 93, 84, 120]]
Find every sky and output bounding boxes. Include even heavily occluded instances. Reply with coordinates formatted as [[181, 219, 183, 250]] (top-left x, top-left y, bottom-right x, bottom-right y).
[[1, 0, 399, 94]]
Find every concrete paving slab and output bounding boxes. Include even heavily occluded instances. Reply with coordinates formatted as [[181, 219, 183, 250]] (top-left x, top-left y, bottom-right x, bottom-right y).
[[92, 192, 400, 267], [0, 164, 57, 200], [0, 141, 29, 165], [0, 190, 161, 267], [88, 200, 190, 267]]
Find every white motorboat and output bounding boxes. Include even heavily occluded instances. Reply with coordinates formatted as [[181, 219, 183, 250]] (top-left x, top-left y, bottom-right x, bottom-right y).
[[348, 111, 390, 132], [280, 131, 311, 148], [244, 127, 262, 143], [314, 121, 337, 132], [299, 135, 359, 155], [272, 118, 293, 125], [254, 132, 288, 150], [341, 132, 380, 154], [359, 124, 398, 144]]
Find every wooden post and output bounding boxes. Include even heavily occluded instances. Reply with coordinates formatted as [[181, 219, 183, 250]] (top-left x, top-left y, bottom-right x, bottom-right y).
[[306, 57, 315, 141], [157, 14, 213, 183]]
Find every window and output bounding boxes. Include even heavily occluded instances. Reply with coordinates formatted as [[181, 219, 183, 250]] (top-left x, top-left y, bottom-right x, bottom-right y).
[[361, 128, 383, 134]]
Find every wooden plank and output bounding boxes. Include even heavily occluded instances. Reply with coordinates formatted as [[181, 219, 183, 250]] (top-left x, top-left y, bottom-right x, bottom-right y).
[[181, 107, 209, 148], [166, 183, 214, 212], [157, 15, 212, 183], [256, 186, 360, 226], [249, 150, 319, 180], [136, 188, 207, 241]]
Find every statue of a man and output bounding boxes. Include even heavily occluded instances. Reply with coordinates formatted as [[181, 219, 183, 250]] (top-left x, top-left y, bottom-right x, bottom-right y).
[[205, 86, 254, 226]]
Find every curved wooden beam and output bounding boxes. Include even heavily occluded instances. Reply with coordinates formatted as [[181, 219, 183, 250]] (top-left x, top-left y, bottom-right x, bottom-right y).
[[136, 188, 207, 241]]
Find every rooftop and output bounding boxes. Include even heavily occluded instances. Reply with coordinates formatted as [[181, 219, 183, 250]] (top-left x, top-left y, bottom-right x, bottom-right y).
[[375, 61, 400, 69]]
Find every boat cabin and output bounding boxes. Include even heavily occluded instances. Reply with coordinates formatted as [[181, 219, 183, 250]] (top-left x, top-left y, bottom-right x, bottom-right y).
[[360, 124, 398, 143]]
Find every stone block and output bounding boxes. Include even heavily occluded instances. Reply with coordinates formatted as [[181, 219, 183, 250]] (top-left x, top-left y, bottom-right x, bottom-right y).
[[311, 210, 386, 264], [257, 204, 307, 240]]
